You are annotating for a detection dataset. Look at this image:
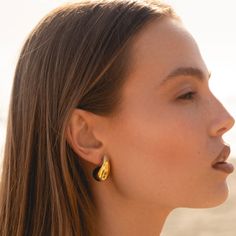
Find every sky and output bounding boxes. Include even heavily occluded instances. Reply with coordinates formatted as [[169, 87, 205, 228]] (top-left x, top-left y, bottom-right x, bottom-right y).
[[0, 0, 236, 162]]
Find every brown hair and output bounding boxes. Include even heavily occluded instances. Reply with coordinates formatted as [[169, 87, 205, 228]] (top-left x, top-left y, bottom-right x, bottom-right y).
[[0, 0, 175, 235]]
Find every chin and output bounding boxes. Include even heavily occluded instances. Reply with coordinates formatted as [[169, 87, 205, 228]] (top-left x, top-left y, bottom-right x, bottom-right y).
[[180, 182, 230, 209]]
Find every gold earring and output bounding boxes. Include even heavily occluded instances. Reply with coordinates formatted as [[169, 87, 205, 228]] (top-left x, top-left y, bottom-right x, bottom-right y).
[[93, 155, 110, 182]]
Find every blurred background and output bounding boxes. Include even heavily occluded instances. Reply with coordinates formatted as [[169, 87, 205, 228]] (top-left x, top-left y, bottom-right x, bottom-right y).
[[0, 0, 235, 235]]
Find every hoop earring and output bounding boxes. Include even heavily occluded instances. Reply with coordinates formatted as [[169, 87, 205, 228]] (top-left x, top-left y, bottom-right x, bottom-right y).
[[92, 155, 110, 182]]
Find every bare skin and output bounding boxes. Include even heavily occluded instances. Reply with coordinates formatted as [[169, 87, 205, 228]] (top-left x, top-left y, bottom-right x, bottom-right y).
[[66, 17, 235, 236]]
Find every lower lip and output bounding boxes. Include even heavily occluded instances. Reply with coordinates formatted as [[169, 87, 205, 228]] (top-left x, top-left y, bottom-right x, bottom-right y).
[[212, 162, 234, 174]]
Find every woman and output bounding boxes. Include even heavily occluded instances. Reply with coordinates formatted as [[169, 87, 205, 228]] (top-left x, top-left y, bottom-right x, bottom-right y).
[[0, 0, 235, 235]]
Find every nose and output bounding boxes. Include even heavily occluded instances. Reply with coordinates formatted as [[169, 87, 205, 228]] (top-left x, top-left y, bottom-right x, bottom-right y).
[[209, 98, 235, 137]]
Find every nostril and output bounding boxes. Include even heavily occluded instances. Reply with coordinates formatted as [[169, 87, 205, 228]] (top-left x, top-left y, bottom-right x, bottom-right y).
[[217, 117, 235, 136], [217, 127, 227, 136]]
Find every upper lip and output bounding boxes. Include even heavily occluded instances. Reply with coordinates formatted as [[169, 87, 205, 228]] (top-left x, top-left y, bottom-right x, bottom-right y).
[[212, 145, 231, 166]]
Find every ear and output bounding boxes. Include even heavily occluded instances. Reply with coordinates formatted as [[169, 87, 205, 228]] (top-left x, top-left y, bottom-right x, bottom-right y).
[[65, 109, 105, 165]]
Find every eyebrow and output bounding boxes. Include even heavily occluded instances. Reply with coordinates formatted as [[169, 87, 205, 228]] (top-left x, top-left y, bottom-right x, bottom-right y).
[[160, 67, 211, 86]]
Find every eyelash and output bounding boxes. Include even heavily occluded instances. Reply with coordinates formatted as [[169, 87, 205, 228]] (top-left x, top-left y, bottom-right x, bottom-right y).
[[177, 91, 197, 100]]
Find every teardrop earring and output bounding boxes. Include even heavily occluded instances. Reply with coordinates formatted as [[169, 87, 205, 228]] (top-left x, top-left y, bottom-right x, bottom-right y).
[[92, 155, 110, 182]]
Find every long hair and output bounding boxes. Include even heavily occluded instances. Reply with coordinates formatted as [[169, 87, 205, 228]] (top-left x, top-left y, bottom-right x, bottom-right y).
[[0, 0, 175, 235]]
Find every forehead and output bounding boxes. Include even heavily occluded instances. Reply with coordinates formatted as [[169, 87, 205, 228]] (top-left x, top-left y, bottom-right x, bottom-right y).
[[125, 17, 208, 85]]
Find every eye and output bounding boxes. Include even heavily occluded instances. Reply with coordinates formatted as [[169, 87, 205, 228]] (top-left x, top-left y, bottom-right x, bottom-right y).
[[177, 91, 197, 100]]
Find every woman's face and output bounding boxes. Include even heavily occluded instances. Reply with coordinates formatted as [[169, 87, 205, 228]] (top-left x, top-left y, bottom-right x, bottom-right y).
[[102, 17, 235, 209]]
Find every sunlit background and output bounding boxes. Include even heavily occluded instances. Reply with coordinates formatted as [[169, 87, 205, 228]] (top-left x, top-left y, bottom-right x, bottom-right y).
[[0, 0, 236, 162]]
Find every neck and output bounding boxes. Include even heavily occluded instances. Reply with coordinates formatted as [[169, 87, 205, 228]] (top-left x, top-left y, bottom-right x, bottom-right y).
[[91, 180, 173, 236]]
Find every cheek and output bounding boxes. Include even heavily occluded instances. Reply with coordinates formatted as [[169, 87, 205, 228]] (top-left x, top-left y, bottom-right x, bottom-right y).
[[107, 114, 203, 206]]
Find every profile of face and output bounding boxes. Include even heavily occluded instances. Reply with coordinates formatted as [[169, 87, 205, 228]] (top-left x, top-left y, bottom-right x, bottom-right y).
[[69, 17, 235, 210]]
